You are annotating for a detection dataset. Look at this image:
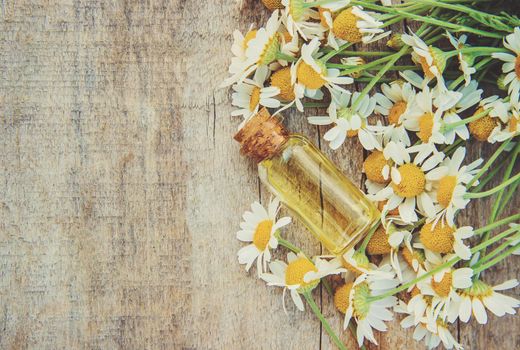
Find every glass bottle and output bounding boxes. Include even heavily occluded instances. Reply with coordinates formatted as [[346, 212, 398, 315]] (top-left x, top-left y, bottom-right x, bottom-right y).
[[234, 108, 380, 255]]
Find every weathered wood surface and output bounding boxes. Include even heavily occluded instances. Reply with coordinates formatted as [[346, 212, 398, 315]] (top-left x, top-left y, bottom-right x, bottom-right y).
[[0, 1, 518, 349]]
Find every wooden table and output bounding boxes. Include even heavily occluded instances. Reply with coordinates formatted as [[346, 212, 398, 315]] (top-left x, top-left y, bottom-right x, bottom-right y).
[[1, 1, 518, 349]]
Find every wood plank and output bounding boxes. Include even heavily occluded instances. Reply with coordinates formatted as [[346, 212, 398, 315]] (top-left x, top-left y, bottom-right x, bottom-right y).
[[0, 1, 517, 349]]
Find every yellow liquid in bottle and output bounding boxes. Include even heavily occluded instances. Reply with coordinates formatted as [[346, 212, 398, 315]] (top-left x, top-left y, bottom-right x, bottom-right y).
[[258, 135, 379, 255]]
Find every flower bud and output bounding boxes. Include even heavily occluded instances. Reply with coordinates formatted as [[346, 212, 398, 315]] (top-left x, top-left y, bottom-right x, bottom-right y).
[[387, 33, 404, 50]]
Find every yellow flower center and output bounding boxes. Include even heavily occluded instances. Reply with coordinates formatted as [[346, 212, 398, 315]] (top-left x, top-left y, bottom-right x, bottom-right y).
[[332, 8, 362, 43], [249, 86, 261, 112], [469, 108, 498, 141], [417, 112, 434, 143], [431, 272, 453, 298], [243, 30, 257, 49], [366, 226, 392, 255], [297, 61, 326, 90], [253, 219, 273, 250], [419, 222, 455, 254], [334, 283, 353, 314], [401, 246, 425, 269], [271, 67, 295, 101], [261, 0, 284, 10], [437, 175, 457, 208], [347, 129, 358, 137], [510, 116, 519, 133], [388, 101, 407, 125], [515, 55, 520, 79], [285, 257, 318, 286], [363, 151, 390, 184], [392, 163, 426, 198]]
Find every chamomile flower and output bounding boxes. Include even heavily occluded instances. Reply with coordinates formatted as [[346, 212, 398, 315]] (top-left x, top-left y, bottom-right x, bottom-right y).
[[307, 90, 380, 150], [401, 31, 446, 86], [261, 252, 345, 312], [442, 81, 483, 144], [447, 32, 476, 86], [419, 222, 473, 260], [469, 96, 509, 142], [492, 27, 520, 105], [417, 252, 473, 321], [403, 86, 462, 145], [281, 0, 326, 41], [291, 38, 353, 111], [231, 69, 281, 123], [456, 278, 520, 324], [342, 273, 399, 346], [430, 147, 482, 226], [374, 81, 416, 146], [369, 142, 444, 223], [398, 303, 463, 350], [327, 6, 390, 50], [237, 197, 291, 274], [489, 100, 520, 142], [222, 11, 282, 87]]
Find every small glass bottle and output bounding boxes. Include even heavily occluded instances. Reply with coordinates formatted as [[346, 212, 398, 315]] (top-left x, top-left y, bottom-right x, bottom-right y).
[[234, 108, 380, 255]]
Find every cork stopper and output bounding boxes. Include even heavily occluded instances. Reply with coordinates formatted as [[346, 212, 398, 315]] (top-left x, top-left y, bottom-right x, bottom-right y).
[[234, 108, 289, 163]]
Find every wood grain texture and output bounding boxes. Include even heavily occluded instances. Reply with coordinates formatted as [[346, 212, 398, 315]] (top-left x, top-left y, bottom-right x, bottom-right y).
[[0, 1, 518, 349]]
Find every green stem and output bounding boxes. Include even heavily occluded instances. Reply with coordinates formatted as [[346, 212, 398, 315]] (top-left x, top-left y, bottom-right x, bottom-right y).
[[275, 233, 301, 253], [350, 0, 504, 38], [359, 222, 381, 254], [474, 213, 520, 235], [472, 243, 520, 274], [303, 291, 348, 350], [472, 233, 520, 269], [465, 173, 520, 199], [330, 50, 391, 57], [339, 49, 410, 75], [445, 47, 508, 58], [352, 46, 409, 110], [322, 42, 354, 62], [472, 161, 508, 192], [497, 180, 520, 217], [418, 0, 513, 31], [443, 108, 489, 131], [466, 139, 512, 188], [442, 138, 464, 155], [275, 52, 297, 62], [487, 143, 520, 226], [328, 63, 418, 71], [480, 143, 519, 266]]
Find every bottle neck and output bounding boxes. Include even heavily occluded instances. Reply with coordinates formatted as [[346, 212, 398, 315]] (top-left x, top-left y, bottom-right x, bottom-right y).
[[234, 108, 289, 163]]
